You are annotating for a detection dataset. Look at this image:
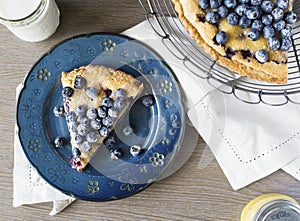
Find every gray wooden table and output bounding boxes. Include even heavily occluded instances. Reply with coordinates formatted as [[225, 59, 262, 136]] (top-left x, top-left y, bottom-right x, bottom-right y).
[[0, 0, 299, 220]]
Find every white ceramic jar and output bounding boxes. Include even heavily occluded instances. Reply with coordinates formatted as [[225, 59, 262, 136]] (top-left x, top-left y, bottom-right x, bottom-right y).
[[0, 0, 60, 42]]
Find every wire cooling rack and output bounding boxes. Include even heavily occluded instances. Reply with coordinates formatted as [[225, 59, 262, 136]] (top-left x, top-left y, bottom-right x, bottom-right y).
[[139, 0, 300, 106]]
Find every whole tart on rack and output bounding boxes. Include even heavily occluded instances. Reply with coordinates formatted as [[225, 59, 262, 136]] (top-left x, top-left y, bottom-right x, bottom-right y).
[[61, 65, 144, 172], [172, 0, 296, 83]]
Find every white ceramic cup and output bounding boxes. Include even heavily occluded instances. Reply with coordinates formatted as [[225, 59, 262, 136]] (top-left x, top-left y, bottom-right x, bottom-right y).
[[0, 0, 60, 42]]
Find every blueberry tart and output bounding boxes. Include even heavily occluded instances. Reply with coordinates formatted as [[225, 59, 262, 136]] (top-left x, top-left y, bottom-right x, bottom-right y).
[[61, 65, 144, 171], [173, 0, 297, 83]]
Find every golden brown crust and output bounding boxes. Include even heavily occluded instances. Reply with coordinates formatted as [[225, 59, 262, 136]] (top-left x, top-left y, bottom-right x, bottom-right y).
[[173, 0, 290, 83]]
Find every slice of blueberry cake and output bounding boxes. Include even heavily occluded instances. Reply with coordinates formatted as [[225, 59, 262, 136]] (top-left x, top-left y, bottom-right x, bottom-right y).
[[173, 0, 297, 83], [61, 65, 144, 172]]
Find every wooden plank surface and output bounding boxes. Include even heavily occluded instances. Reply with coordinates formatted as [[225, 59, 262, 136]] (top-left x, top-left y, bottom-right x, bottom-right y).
[[0, 0, 300, 220]]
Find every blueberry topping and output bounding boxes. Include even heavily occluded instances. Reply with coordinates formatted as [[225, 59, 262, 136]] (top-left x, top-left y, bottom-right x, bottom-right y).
[[66, 111, 77, 122], [255, 49, 269, 63], [246, 7, 261, 20], [240, 0, 249, 3], [102, 97, 113, 108], [280, 26, 293, 37], [86, 87, 99, 100], [86, 108, 98, 119], [227, 12, 239, 25], [141, 95, 155, 107], [54, 137, 66, 148], [263, 25, 275, 38], [268, 37, 281, 50], [247, 29, 260, 41], [123, 126, 133, 136], [280, 38, 292, 51], [74, 76, 86, 89], [62, 87, 74, 98], [276, 0, 289, 10], [251, 20, 263, 31], [80, 141, 92, 153], [218, 5, 229, 18], [53, 105, 65, 117], [86, 131, 100, 143], [273, 20, 285, 31], [272, 7, 284, 20], [99, 126, 109, 137], [285, 11, 297, 24], [239, 16, 252, 29], [199, 0, 209, 9], [110, 149, 123, 160], [79, 117, 89, 125], [72, 134, 84, 145], [215, 31, 228, 44], [97, 106, 107, 118], [210, 0, 221, 9], [113, 98, 125, 110], [105, 89, 112, 97], [261, 0, 274, 13], [74, 105, 86, 117], [130, 145, 142, 156], [262, 14, 273, 25], [250, 0, 262, 6], [104, 136, 116, 149], [77, 124, 90, 136], [68, 122, 78, 133], [224, 0, 237, 9], [205, 11, 220, 24], [102, 116, 113, 127], [235, 4, 247, 17], [108, 108, 118, 118], [91, 119, 102, 130], [72, 148, 81, 158]]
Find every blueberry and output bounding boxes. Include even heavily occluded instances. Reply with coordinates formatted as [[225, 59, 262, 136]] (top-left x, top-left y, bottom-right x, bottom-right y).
[[235, 4, 247, 16], [130, 145, 142, 156], [99, 126, 110, 137], [281, 38, 292, 51], [86, 108, 98, 119], [263, 25, 275, 38], [66, 111, 77, 122], [141, 95, 155, 107], [62, 87, 74, 98], [80, 141, 92, 153], [72, 148, 81, 158], [205, 11, 220, 24], [268, 37, 281, 50], [285, 11, 297, 24], [262, 15, 273, 26], [53, 105, 65, 117], [68, 122, 78, 133], [240, 0, 249, 3], [74, 105, 86, 117], [114, 88, 126, 98], [72, 134, 84, 145], [261, 0, 274, 13], [123, 126, 133, 136], [104, 136, 116, 149], [218, 5, 229, 18], [251, 20, 264, 31], [110, 149, 122, 160], [273, 20, 285, 31], [78, 117, 89, 125], [210, 0, 221, 9], [215, 31, 228, 44], [108, 108, 118, 118], [114, 98, 125, 110], [86, 87, 99, 100], [224, 0, 237, 9], [54, 137, 66, 148], [272, 7, 284, 20], [198, 0, 209, 9], [97, 106, 107, 118], [239, 16, 252, 28], [246, 7, 262, 20], [250, 0, 262, 6], [86, 131, 100, 143], [102, 116, 113, 127], [227, 12, 239, 25], [77, 124, 90, 136], [102, 97, 113, 108], [74, 76, 86, 89], [281, 26, 293, 37], [91, 119, 102, 130], [276, 0, 289, 10], [247, 29, 260, 41], [255, 49, 269, 63]]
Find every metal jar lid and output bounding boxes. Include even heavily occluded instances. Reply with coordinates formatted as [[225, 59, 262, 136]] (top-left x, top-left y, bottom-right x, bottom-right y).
[[255, 199, 300, 221]]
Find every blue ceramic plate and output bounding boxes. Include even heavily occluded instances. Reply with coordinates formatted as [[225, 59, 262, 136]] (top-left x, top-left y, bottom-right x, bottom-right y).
[[16, 33, 185, 201]]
